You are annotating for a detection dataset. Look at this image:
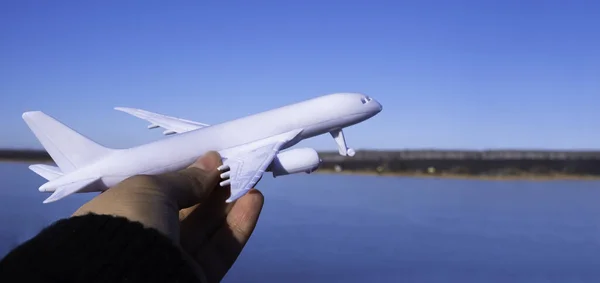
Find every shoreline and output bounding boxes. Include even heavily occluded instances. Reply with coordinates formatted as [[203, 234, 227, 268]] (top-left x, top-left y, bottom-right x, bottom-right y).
[[3, 148, 600, 181], [0, 158, 54, 164], [3, 158, 599, 182], [314, 169, 600, 181]]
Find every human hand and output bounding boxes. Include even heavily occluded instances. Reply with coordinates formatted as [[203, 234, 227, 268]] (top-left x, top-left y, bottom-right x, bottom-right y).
[[72, 151, 264, 282]]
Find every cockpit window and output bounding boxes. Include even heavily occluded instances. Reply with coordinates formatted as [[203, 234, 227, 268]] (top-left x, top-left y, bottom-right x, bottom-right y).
[[361, 96, 372, 104]]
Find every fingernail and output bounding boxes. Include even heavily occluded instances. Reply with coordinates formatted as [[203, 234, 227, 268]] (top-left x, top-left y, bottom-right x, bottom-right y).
[[194, 151, 221, 170], [197, 157, 210, 170]]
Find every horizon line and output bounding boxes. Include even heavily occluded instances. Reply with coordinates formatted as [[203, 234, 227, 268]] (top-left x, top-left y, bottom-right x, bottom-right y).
[[3, 147, 600, 153]]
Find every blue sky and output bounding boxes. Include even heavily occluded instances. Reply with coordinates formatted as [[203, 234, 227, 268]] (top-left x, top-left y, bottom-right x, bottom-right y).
[[1, 0, 599, 151]]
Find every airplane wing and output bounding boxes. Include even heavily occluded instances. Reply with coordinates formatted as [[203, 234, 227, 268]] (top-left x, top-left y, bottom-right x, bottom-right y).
[[114, 107, 210, 135], [218, 129, 303, 203]]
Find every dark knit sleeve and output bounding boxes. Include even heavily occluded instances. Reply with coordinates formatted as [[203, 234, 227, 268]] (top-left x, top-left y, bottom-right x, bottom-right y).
[[0, 213, 201, 283]]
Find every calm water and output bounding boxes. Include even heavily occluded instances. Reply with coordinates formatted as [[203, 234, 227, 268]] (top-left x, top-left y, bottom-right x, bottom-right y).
[[1, 162, 600, 282]]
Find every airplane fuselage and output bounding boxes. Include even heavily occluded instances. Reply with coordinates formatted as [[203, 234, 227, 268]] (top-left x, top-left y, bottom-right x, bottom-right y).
[[39, 93, 382, 192]]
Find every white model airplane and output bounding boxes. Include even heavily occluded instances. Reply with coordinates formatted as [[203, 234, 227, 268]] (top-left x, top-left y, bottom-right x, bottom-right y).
[[23, 92, 382, 204]]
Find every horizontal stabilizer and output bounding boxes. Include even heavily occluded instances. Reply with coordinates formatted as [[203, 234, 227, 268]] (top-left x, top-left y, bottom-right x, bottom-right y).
[[29, 164, 63, 181], [115, 107, 209, 135], [43, 178, 99, 204]]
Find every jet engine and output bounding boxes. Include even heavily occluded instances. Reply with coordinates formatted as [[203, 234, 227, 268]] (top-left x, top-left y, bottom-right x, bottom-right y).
[[268, 148, 322, 177]]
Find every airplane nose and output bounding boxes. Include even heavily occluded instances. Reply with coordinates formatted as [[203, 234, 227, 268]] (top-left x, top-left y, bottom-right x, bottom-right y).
[[373, 100, 382, 113]]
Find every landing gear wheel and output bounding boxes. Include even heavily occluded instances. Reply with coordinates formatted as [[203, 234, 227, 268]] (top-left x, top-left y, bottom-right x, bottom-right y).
[[347, 148, 355, 157]]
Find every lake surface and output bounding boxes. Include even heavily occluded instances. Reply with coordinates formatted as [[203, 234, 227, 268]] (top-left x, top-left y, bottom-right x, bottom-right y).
[[1, 162, 600, 282]]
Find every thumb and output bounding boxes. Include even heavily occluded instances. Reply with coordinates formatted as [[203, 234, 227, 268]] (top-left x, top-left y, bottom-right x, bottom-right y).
[[157, 151, 224, 209]]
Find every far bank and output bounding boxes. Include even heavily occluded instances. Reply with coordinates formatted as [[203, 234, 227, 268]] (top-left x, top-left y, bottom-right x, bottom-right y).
[[2, 149, 600, 180]]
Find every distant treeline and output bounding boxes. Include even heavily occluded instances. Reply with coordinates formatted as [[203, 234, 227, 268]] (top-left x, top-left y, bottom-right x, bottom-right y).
[[3, 149, 600, 178], [318, 150, 600, 178], [0, 149, 52, 162]]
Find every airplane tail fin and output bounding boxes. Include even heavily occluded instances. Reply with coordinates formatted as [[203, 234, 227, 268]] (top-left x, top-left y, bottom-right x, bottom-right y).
[[22, 111, 115, 173]]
